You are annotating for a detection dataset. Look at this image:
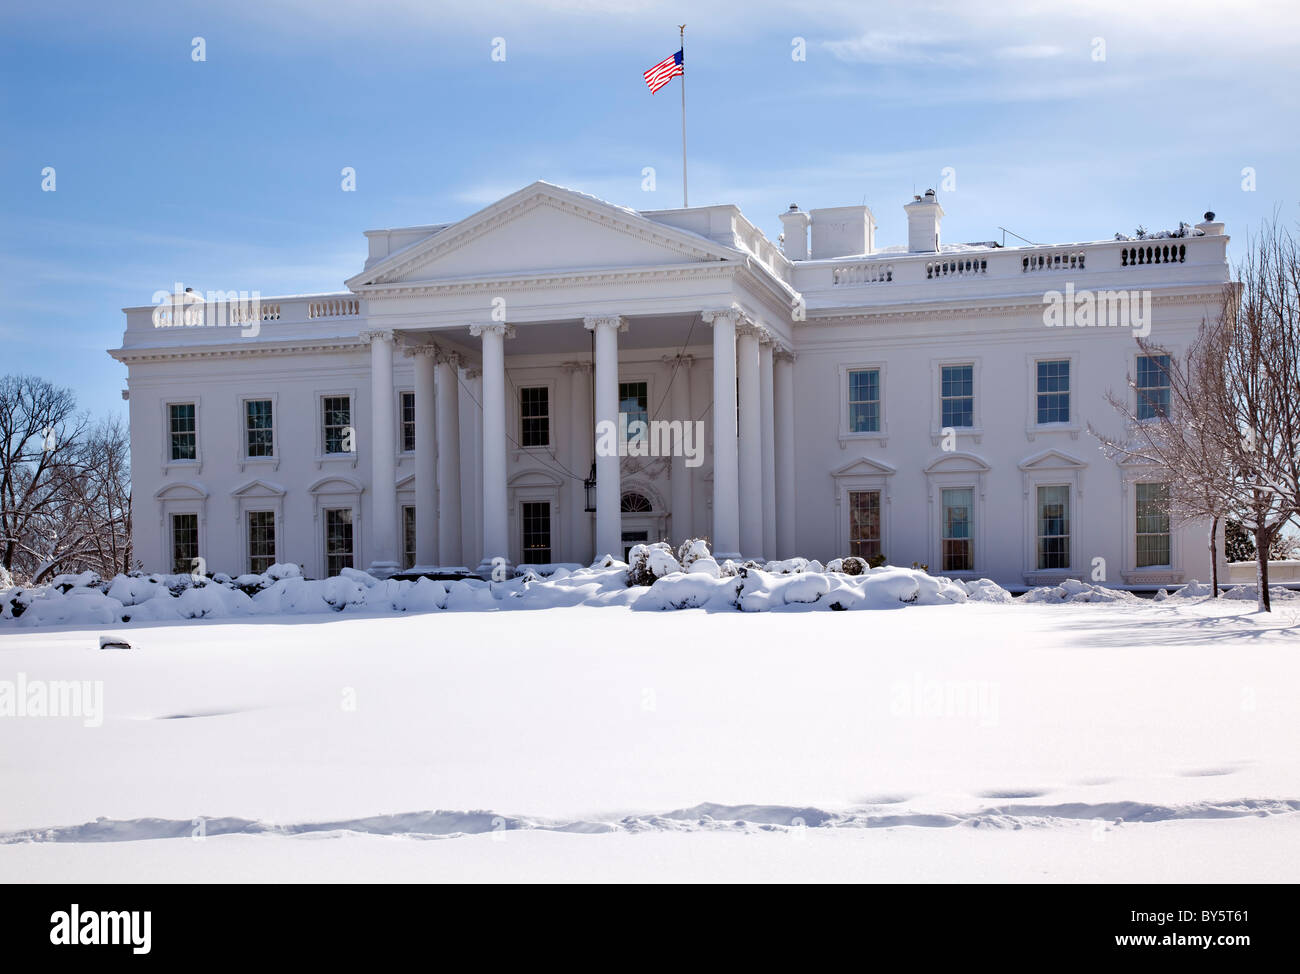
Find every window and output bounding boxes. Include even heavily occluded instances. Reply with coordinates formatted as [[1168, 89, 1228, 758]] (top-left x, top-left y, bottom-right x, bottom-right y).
[[520, 386, 550, 448], [402, 506, 416, 570], [1036, 485, 1070, 570], [325, 508, 354, 576], [169, 403, 196, 461], [245, 399, 273, 458], [401, 392, 416, 454], [171, 512, 199, 574], [1135, 482, 1171, 567], [247, 510, 276, 574], [1136, 354, 1170, 420], [848, 490, 881, 559], [621, 492, 653, 513], [521, 501, 551, 564], [941, 488, 973, 571], [1036, 360, 1070, 425], [619, 381, 648, 442], [848, 368, 881, 433], [322, 396, 352, 455], [940, 365, 974, 428]]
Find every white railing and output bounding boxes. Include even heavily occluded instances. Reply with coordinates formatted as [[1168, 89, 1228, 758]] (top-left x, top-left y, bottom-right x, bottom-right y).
[[926, 257, 987, 279], [308, 297, 361, 318], [1021, 250, 1087, 273], [1120, 242, 1187, 267], [832, 263, 894, 285]]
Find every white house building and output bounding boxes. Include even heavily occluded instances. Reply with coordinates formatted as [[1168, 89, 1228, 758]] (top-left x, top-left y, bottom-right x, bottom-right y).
[[109, 181, 1231, 587]]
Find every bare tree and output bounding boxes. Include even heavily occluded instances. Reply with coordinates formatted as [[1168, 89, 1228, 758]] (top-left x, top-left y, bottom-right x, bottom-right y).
[[1097, 219, 1300, 611], [1094, 323, 1237, 596], [0, 375, 133, 585]]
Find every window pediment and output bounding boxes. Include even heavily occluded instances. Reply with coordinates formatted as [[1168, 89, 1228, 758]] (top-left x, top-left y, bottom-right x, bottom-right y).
[[924, 452, 991, 475], [1017, 449, 1087, 472], [230, 478, 286, 498], [830, 456, 897, 479]]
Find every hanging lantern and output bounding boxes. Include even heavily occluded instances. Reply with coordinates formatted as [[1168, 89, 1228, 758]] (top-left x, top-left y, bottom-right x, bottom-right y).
[[583, 462, 597, 513]]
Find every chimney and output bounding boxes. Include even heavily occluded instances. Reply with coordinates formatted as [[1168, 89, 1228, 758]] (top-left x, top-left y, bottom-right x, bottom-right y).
[[779, 204, 811, 260], [809, 205, 875, 259], [904, 188, 944, 253]]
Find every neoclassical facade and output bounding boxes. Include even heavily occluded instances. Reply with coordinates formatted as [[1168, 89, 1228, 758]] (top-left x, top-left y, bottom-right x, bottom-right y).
[[111, 181, 1231, 586]]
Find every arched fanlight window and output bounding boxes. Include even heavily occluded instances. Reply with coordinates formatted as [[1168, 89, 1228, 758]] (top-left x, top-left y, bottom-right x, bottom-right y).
[[620, 492, 653, 513]]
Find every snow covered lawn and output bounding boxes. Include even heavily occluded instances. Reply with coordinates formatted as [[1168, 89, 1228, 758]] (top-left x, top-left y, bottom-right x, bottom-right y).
[[2, 598, 1298, 882]]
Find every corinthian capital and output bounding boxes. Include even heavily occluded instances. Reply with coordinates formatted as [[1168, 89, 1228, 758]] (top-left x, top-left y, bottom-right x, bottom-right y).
[[402, 343, 439, 359], [359, 328, 396, 344], [468, 322, 516, 339], [702, 306, 750, 329], [582, 315, 628, 333]]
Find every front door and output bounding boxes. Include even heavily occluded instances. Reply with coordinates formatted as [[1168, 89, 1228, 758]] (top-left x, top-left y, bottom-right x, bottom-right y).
[[622, 530, 648, 562]]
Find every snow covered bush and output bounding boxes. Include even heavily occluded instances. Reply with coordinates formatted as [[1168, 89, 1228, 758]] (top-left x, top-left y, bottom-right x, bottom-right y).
[[1019, 579, 1141, 604], [0, 553, 1017, 626], [627, 542, 682, 586], [828, 556, 868, 576]]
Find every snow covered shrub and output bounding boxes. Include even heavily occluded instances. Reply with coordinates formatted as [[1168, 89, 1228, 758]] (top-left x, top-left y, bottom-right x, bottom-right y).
[[1019, 579, 1140, 604], [0, 564, 12, 590], [626, 542, 682, 586], [51, 571, 101, 593], [1, 587, 34, 619], [837, 556, 868, 576], [676, 539, 710, 569]]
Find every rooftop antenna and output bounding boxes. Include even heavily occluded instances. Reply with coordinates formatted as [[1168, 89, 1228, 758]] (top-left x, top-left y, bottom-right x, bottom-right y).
[[997, 226, 1037, 247]]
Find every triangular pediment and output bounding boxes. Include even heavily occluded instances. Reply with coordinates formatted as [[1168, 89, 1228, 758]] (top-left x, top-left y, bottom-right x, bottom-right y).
[[348, 182, 735, 287], [831, 456, 898, 478], [230, 478, 286, 498], [1018, 448, 1087, 472]]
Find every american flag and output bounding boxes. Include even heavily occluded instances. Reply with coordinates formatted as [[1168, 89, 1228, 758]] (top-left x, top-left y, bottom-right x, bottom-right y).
[[643, 49, 683, 94]]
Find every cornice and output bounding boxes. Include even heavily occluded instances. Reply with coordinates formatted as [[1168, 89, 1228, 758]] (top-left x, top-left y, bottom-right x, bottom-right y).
[[356, 262, 738, 300], [107, 338, 364, 364], [803, 288, 1224, 325]]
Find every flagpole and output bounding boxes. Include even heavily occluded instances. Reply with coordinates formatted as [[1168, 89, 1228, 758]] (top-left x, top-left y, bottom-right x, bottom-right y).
[[679, 24, 688, 208]]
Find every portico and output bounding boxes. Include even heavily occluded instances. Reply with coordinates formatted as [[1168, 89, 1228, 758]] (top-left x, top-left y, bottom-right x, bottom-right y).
[[355, 302, 796, 575], [338, 181, 799, 575]]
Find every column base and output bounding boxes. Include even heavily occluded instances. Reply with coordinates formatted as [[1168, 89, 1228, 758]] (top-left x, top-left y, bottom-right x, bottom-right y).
[[367, 561, 401, 580], [476, 557, 516, 581], [713, 551, 743, 564]]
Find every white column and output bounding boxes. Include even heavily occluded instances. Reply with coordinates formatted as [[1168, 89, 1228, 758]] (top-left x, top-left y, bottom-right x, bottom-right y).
[[461, 368, 483, 569], [362, 329, 399, 576], [407, 345, 439, 568], [470, 323, 514, 575], [702, 308, 741, 562], [736, 321, 764, 562], [759, 339, 776, 562], [666, 353, 694, 545], [435, 351, 462, 566], [564, 361, 594, 563], [774, 349, 797, 559], [584, 315, 626, 560]]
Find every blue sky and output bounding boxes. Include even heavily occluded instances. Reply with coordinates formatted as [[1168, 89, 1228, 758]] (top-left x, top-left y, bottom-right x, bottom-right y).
[[2, 0, 1297, 421]]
